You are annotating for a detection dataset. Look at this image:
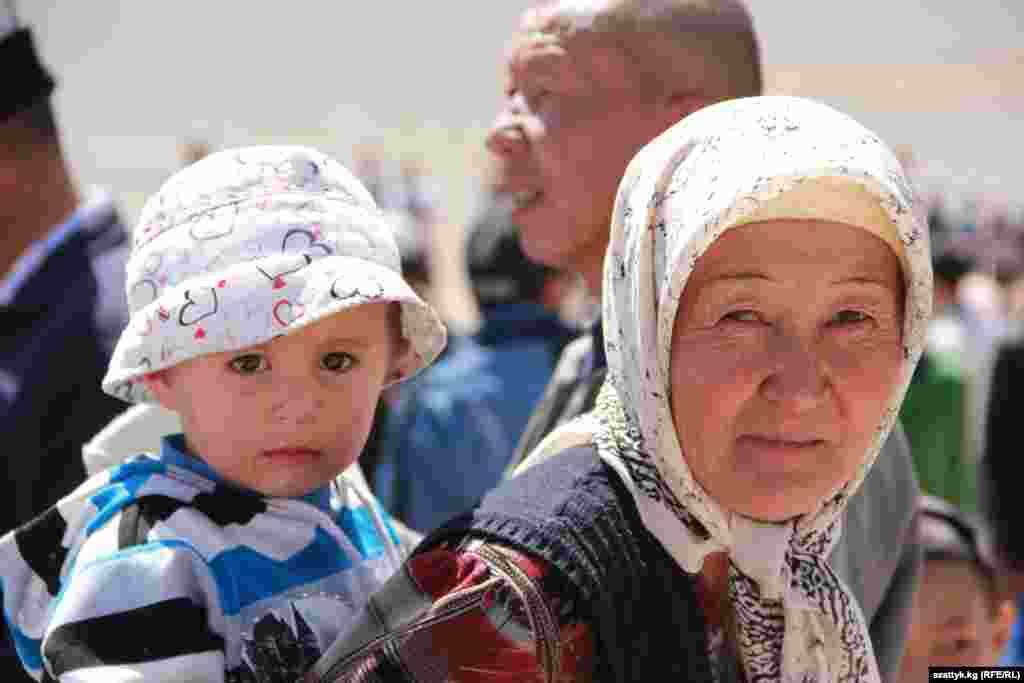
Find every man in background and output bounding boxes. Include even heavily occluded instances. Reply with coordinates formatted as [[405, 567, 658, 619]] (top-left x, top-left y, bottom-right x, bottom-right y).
[[1, 6, 131, 676]]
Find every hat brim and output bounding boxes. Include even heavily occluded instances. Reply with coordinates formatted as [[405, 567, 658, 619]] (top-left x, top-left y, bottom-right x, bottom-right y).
[[103, 254, 446, 403]]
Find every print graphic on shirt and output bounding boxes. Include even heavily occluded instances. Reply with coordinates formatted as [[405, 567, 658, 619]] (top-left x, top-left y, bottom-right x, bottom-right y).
[[229, 592, 358, 683]]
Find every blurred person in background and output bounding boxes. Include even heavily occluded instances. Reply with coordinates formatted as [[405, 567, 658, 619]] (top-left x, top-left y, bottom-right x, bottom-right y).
[[933, 196, 1024, 469], [0, 5, 130, 677], [397, 156, 444, 230], [351, 143, 400, 210], [900, 495, 1015, 679], [360, 208, 436, 495], [982, 303, 1024, 665], [374, 191, 576, 533], [0, 7, 130, 539], [388, 207, 434, 303], [898, 218, 977, 513], [484, 2, 922, 676]]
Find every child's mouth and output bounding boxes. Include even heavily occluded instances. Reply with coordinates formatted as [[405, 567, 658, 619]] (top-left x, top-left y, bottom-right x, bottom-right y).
[[262, 448, 322, 464]]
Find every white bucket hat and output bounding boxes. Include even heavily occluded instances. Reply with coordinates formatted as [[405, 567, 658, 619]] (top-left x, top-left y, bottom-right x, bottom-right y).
[[103, 145, 447, 403]]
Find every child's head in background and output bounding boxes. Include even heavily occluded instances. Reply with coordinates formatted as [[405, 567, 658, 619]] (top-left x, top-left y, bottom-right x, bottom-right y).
[[900, 495, 1016, 679], [102, 146, 446, 497]]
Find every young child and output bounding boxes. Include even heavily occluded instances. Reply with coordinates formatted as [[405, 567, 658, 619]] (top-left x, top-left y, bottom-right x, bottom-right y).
[[900, 495, 1016, 679], [0, 146, 446, 682]]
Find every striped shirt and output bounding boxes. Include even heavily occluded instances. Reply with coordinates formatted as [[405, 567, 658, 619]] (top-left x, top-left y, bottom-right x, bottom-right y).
[[0, 435, 404, 682]]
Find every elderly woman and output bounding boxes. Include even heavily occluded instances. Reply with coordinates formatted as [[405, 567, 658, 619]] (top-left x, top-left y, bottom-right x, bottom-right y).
[[308, 96, 931, 683]]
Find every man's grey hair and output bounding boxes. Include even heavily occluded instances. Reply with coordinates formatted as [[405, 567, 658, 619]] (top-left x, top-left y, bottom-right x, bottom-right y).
[[523, 0, 761, 99]]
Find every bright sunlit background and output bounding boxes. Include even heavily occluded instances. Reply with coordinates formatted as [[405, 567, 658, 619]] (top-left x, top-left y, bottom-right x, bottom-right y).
[[19, 1, 1023, 324]]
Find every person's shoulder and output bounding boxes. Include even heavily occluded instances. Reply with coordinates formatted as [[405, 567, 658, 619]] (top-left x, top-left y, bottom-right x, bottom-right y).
[[0, 457, 194, 606], [427, 444, 630, 547], [557, 333, 594, 368], [994, 321, 1024, 358]]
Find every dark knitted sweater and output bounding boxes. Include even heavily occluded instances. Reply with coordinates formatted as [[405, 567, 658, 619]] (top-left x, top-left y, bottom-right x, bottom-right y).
[[425, 444, 716, 682]]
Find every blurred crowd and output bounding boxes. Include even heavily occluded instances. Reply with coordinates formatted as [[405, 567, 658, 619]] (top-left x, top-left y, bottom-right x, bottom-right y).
[[4, 0, 1024, 679]]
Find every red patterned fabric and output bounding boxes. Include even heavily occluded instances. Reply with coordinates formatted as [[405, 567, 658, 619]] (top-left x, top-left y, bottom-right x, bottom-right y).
[[321, 545, 594, 682]]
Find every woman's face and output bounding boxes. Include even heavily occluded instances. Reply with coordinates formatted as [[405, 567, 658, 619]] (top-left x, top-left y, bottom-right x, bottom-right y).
[[669, 219, 905, 521]]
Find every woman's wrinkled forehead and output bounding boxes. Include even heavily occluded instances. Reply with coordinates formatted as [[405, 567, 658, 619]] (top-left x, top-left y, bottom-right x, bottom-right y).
[[676, 218, 907, 324]]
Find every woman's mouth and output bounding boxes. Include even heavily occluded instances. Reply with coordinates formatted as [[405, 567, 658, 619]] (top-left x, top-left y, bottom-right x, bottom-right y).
[[736, 435, 825, 457]]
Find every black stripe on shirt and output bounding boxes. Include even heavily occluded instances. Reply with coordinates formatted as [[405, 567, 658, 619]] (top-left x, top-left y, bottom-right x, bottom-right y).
[[44, 597, 223, 674], [14, 507, 70, 596], [127, 488, 267, 537]]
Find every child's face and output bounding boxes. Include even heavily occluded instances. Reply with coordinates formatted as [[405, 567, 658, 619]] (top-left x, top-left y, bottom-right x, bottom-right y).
[[900, 559, 1015, 680], [146, 302, 401, 497]]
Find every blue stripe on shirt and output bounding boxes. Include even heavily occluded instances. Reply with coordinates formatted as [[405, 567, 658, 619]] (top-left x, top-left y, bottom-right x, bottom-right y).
[[209, 526, 354, 615], [86, 458, 168, 534], [337, 507, 386, 560], [2, 580, 43, 674]]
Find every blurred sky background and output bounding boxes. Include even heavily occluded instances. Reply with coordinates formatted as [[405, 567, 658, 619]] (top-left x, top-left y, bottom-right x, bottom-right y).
[[18, 1, 1023, 322]]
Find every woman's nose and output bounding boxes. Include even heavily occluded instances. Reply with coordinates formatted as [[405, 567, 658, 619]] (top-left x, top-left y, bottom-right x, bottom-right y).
[[759, 337, 829, 411]]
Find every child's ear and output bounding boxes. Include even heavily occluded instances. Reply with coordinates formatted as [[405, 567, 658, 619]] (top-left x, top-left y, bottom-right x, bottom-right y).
[[383, 355, 409, 388], [141, 370, 178, 411], [992, 598, 1017, 656], [384, 319, 412, 388]]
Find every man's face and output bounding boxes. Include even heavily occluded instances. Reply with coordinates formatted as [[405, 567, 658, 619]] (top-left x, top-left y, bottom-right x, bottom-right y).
[[486, 9, 673, 288]]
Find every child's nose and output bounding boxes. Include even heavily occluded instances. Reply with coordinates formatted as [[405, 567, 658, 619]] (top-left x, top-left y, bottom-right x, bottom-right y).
[[271, 386, 325, 425]]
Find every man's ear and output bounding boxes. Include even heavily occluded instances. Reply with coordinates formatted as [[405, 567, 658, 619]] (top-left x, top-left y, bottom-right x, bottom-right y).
[[662, 92, 717, 127]]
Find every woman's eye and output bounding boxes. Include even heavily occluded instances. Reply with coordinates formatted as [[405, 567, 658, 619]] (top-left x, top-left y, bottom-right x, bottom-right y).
[[229, 354, 267, 375], [721, 310, 761, 324], [321, 352, 355, 373], [830, 310, 871, 326]]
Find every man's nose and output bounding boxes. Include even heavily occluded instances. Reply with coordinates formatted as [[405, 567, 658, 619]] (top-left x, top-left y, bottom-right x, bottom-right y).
[[486, 109, 528, 159]]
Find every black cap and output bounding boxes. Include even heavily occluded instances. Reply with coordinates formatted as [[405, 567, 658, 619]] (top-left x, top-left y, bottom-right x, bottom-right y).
[[465, 198, 557, 308], [0, 26, 55, 122], [918, 495, 1000, 594]]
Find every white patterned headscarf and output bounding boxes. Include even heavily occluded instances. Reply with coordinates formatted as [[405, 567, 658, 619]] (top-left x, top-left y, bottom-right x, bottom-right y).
[[540, 96, 931, 681], [103, 146, 447, 403]]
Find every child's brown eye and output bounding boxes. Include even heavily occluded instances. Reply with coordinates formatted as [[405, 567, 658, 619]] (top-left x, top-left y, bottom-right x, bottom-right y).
[[229, 354, 267, 375], [321, 352, 354, 373]]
